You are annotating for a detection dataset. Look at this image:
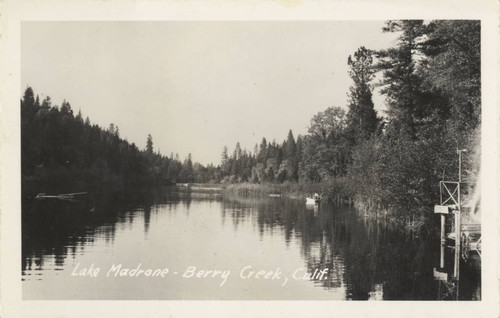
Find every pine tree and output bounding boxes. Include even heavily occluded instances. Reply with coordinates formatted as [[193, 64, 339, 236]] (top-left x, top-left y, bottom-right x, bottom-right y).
[[76, 109, 83, 123], [420, 20, 481, 130], [375, 20, 429, 138], [346, 47, 378, 143], [146, 134, 153, 154], [258, 137, 267, 164], [221, 146, 229, 176], [285, 130, 298, 181], [285, 130, 296, 160]]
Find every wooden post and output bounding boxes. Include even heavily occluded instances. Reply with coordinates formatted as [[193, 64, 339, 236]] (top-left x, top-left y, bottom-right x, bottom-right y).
[[454, 183, 461, 278], [440, 214, 445, 268], [440, 182, 443, 205], [455, 149, 465, 277], [458, 150, 462, 183], [457, 149, 466, 183], [438, 181, 446, 269]]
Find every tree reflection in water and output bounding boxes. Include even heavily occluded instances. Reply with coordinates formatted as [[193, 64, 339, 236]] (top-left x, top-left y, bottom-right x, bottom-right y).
[[22, 187, 480, 300], [220, 196, 480, 300]]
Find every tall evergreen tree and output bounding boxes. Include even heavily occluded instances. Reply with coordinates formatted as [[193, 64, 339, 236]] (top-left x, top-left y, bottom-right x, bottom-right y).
[[375, 20, 429, 138], [285, 130, 296, 160], [346, 46, 378, 143], [76, 109, 83, 123], [233, 142, 242, 161], [285, 130, 298, 181], [258, 137, 267, 164], [420, 20, 481, 131], [221, 146, 229, 176], [146, 134, 153, 154]]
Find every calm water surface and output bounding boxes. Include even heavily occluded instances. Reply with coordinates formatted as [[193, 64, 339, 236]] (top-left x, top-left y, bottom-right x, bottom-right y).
[[22, 187, 480, 300]]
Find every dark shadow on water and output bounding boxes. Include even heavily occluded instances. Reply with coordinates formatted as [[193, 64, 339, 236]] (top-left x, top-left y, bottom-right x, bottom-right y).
[[219, 196, 481, 300]]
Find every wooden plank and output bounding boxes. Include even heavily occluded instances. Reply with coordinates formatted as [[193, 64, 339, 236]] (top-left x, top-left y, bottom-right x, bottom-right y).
[[434, 205, 450, 214], [461, 224, 481, 232]]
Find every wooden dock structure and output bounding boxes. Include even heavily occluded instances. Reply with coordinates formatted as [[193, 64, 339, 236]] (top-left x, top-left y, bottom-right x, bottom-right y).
[[433, 149, 481, 300], [434, 183, 481, 268]]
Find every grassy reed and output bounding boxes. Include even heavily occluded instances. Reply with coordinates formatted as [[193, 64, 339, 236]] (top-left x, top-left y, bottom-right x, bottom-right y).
[[222, 180, 350, 203]]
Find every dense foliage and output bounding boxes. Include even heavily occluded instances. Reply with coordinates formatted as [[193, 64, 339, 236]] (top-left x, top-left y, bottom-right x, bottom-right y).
[[217, 20, 481, 224]]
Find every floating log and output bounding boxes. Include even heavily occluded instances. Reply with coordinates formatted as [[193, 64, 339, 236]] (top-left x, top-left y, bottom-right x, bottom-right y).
[[35, 192, 88, 201]]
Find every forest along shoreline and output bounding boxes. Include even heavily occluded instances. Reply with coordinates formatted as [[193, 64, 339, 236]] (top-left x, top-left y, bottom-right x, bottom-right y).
[[21, 21, 480, 233]]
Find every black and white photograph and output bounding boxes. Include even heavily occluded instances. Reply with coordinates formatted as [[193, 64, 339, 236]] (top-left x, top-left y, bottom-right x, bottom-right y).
[[1, 1, 499, 317]]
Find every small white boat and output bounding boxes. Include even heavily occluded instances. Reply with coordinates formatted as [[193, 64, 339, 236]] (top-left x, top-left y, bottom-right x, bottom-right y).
[[306, 193, 321, 205]]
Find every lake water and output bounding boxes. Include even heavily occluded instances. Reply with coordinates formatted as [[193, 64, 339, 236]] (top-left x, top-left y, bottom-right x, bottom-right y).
[[22, 186, 481, 300]]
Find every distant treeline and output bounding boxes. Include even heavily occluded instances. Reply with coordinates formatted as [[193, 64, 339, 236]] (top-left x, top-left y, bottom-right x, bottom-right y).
[[21, 89, 222, 197], [217, 20, 481, 223]]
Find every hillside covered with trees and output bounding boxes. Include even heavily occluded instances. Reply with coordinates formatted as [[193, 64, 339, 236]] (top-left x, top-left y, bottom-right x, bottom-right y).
[[21, 88, 223, 197]]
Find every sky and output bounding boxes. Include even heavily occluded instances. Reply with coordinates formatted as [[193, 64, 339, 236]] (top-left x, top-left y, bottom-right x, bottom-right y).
[[22, 21, 398, 165]]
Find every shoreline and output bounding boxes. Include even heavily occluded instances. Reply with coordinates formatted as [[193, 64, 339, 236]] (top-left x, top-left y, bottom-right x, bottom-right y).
[[220, 181, 351, 205]]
